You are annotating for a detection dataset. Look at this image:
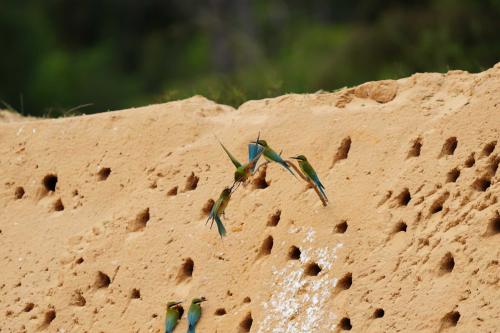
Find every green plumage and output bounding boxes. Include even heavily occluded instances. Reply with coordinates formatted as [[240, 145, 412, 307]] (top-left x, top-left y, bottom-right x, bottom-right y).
[[292, 155, 328, 201], [187, 297, 206, 333], [165, 301, 182, 333]]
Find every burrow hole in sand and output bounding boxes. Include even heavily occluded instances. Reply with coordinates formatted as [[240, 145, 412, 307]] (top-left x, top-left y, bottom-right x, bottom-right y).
[[252, 164, 269, 189], [75, 257, 84, 264], [407, 137, 422, 158], [97, 167, 111, 181], [373, 308, 385, 318], [304, 262, 322, 276], [14, 186, 25, 199], [464, 153, 475, 167], [395, 188, 411, 206], [446, 167, 460, 183], [439, 252, 455, 274], [393, 221, 407, 233], [53, 198, 64, 212], [288, 245, 301, 260], [94, 271, 111, 289], [259, 236, 274, 256], [486, 213, 500, 236], [201, 198, 215, 216], [167, 186, 178, 196], [43, 309, 56, 326], [130, 288, 141, 299], [339, 317, 352, 330], [243, 296, 251, 303], [429, 192, 449, 215], [481, 141, 497, 157], [338, 272, 352, 290], [43, 174, 58, 192], [177, 258, 194, 282], [128, 208, 150, 232], [442, 310, 460, 327], [215, 308, 227, 316], [335, 220, 348, 233], [267, 209, 281, 226], [239, 312, 253, 332], [23, 302, 34, 312], [471, 176, 491, 192], [184, 172, 199, 191], [332, 136, 352, 166], [439, 137, 458, 157]]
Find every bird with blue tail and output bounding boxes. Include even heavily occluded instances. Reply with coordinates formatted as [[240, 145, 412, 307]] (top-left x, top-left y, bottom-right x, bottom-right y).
[[165, 301, 183, 333], [291, 155, 328, 203], [217, 133, 264, 190], [186, 297, 207, 333], [252, 139, 296, 177], [206, 187, 232, 238]]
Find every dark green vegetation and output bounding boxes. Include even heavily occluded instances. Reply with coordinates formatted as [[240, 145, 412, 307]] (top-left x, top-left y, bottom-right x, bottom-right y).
[[1, 0, 499, 116]]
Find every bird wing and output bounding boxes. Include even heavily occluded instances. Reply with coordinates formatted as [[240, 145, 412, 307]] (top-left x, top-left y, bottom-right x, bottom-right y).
[[165, 309, 178, 333], [247, 144, 264, 172], [219, 141, 241, 168], [188, 305, 201, 326], [303, 162, 328, 201], [214, 214, 227, 237], [265, 148, 296, 176]]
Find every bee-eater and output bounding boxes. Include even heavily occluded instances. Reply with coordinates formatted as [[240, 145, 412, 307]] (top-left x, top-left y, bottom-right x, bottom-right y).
[[165, 301, 183, 333], [217, 135, 263, 186], [206, 187, 232, 237], [187, 297, 207, 333], [253, 139, 296, 177], [291, 155, 328, 201]]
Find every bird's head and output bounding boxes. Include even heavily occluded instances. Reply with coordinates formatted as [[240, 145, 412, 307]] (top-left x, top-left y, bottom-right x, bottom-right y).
[[167, 301, 182, 308], [221, 187, 232, 197], [291, 155, 307, 161], [252, 139, 268, 147], [192, 297, 207, 304]]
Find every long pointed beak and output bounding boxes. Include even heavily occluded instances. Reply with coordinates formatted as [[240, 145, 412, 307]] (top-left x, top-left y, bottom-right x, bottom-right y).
[[170, 301, 182, 307], [290, 156, 299, 160]]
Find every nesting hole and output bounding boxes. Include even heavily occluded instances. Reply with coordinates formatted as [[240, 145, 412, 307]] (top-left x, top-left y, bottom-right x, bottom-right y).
[[332, 136, 352, 166], [243, 297, 251, 303], [184, 172, 199, 191], [481, 141, 496, 157], [53, 198, 64, 211], [485, 213, 500, 236], [446, 168, 460, 183], [393, 221, 407, 233], [252, 165, 269, 189], [338, 272, 352, 290], [373, 308, 384, 318], [407, 137, 422, 158], [127, 208, 150, 232], [429, 192, 449, 215], [43, 309, 56, 326], [14, 186, 25, 199], [43, 174, 58, 192], [304, 262, 322, 276], [267, 210, 281, 226], [215, 308, 227, 316], [130, 288, 141, 299], [439, 137, 458, 157], [23, 302, 34, 312], [259, 236, 274, 256], [439, 252, 455, 274], [339, 317, 352, 330], [464, 153, 475, 167], [75, 257, 84, 264], [167, 186, 178, 196], [177, 258, 194, 282], [97, 167, 111, 181], [94, 271, 111, 288], [442, 311, 460, 327], [396, 188, 411, 206], [239, 312, 253, 332], [201, 199, 215, 216], [288, 246, 301, 260], [471, 177, 491, 192], [335, 220, 348, 233]]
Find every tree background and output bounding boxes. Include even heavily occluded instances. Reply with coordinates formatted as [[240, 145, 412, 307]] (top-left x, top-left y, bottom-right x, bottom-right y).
[[1, 0, 499, 116]]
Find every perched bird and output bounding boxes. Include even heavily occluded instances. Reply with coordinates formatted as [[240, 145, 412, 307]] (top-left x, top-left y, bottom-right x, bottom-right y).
[[217, 135, 264, 187], [187, 297, 207, 333], [206, 187, 232, 237], [253, 139, 296, 177], [165, 301, 183, 333], [291, 155, 328, 202]]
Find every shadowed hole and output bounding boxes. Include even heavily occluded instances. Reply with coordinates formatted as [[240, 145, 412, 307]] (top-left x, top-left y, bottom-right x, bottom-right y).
[[288, 246, 301, 260], [43, 174, 58, 192], [335, 220, 348, 233], [407, 137, 422, 158], [239, 312, 253, 332], [23, 303, 34, 312], [167, 186, 178, 196], [259, 236, 274, 256], [252, 165, 269, 189], [393, 221, 407, 233], [439, 252, 455, 274], [338, 272, 352, 290], [304, 262, 322, 276], [340, 317, 352, 330], [485, 213, 500, 236], [130, 288, 141, 299], [471, 177, 491, 192], [14, 186, 25, 199], [446, 168, 460, 183], [481, 141, 496, 157], [70, 290, 86, 306], [429, 192, 449, 215], [94, 271, 111, 288], [201, 199, 215, 216], [97, 167, 111, 181], [75, 257, 84, 264], [215, 308, 227, 316], [53, 198, 64, 211], [243, 297, 251, 303], [439, 137, 458, 157], [373, 308, 384, 318], [184, 172, 199, 191], [332, 136, 352, 166], [177, 306, 185, 319], [177, 258, 194, 282], [464, 153, 475, 167], [442, 311, 460, 327], [127, 208, 150, 232], [267, 210, 281, 226], [396, 188, 411, 206], [43, 309, 56, 326]]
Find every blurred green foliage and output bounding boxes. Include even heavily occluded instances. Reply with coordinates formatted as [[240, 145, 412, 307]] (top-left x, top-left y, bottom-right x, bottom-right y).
[[1, 0, 499, 116]]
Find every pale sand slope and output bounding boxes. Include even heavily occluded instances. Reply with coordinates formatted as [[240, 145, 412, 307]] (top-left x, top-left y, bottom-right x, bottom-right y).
[[0, 64, 499, 333]]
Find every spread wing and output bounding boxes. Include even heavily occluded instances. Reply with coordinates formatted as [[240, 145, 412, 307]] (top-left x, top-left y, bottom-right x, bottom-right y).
[[219, 140, 241, 168]]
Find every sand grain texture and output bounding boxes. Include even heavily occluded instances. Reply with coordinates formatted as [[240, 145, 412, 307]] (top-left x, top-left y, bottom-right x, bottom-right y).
[[1, 64, 499, 332]]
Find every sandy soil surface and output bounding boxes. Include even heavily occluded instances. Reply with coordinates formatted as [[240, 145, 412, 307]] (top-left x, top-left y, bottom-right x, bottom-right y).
[[0, 64, 499, 333]]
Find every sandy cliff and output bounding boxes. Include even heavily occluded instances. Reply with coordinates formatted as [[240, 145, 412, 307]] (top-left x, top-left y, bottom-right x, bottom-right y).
[[0, 64, 499, 333]]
